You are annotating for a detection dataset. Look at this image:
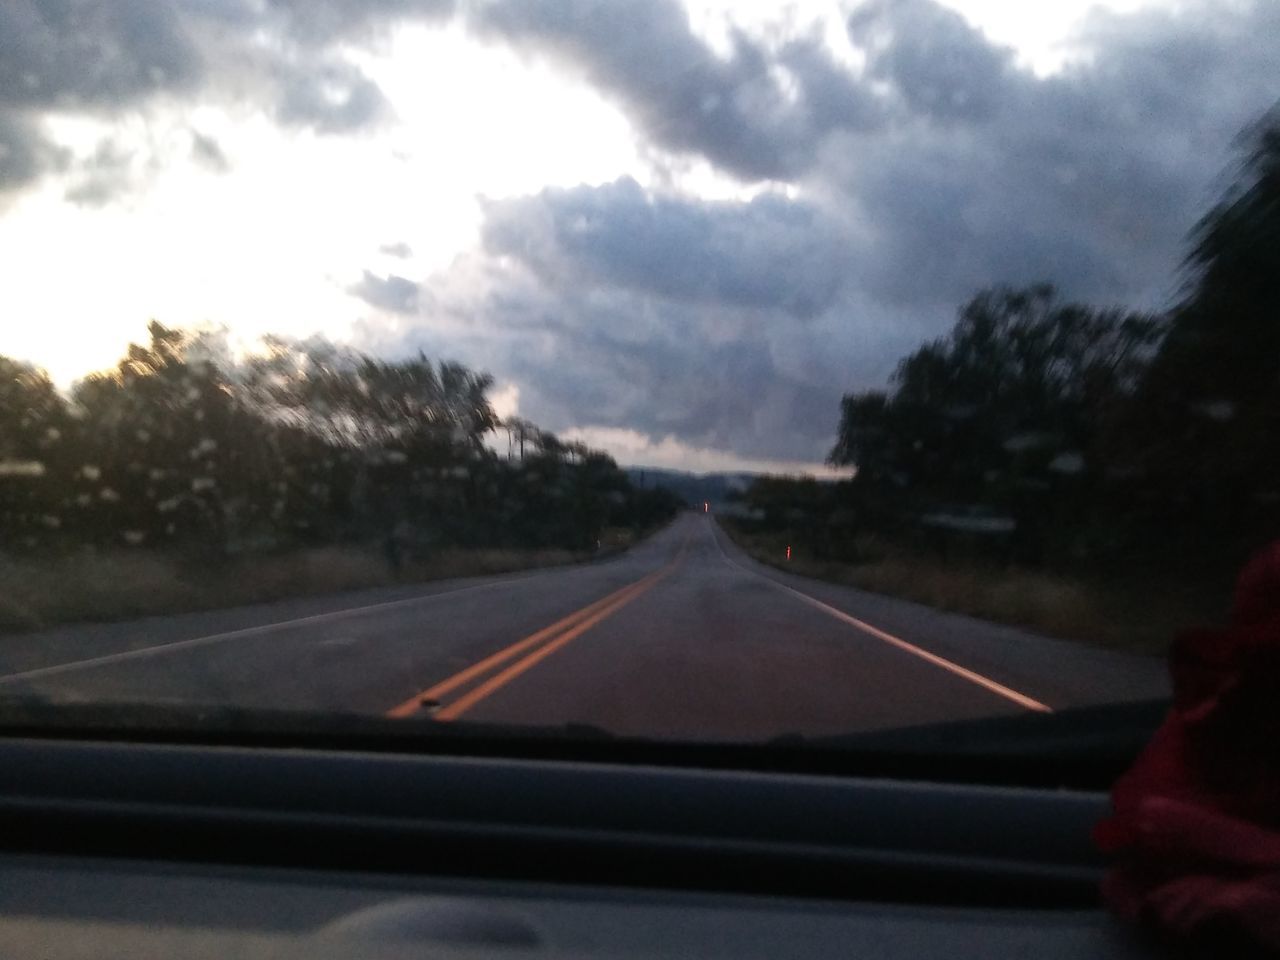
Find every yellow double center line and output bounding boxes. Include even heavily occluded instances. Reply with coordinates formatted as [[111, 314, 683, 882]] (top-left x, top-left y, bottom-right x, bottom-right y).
[[388, 551, 682, 721]]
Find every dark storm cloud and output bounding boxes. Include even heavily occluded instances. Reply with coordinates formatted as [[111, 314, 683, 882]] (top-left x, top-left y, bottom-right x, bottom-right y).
[[412, 0, 1280, 464], [0, 0, 457, 195], [848, 0, 1016, 122], [0, 1, 203, 112], [825, 0, 1280, 314], [0, 0, 199, 196], [372, 268, 844, 462], [0, 114, 65, 193], [472, 0, 884, 182], [349, 270, 422, 315], [826, 126, 1142, 313], [512, 327, 838, 462], [261, 0, 455, 46], [482, 177, 845, 318], [468, 0, 1278, 312], [448, 248, 907, 462]]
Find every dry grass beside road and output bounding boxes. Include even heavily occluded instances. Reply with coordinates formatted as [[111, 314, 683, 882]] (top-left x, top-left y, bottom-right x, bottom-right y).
[[720, 523, 1226, 657], [0, 544, 591, 634]]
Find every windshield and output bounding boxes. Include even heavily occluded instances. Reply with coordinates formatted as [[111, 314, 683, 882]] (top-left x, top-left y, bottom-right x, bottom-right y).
[[0, 0, 1275, 765]]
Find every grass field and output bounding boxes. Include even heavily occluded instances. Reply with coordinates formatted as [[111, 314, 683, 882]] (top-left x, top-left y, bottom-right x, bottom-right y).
[[720, 522, 1229, 656], [0, 543, 598, 634]]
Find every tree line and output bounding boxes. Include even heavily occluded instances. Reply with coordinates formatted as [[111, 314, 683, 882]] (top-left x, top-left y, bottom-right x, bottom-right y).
[[0, 327, 682, 560], [747, 107, 1280, 575]]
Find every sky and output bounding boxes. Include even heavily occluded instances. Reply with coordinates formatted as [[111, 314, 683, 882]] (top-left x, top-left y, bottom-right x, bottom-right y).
[[0, 1, 1276, 475]]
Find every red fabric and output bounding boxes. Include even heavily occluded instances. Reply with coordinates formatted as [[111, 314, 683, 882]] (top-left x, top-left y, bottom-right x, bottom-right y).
[[1095, 540, 1280, 951], [1233, 541, 1280, 628]]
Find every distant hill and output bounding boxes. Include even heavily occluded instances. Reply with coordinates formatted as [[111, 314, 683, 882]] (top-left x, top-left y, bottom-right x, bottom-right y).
[[624, 468, 757, 510]]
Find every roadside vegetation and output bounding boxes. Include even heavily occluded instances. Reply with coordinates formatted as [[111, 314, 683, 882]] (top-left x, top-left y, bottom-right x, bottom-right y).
[[725, 108, 1280, 656], [0, 331, 682, 632], [0, 543, 604, 633], [721, 521, 1224, 656]]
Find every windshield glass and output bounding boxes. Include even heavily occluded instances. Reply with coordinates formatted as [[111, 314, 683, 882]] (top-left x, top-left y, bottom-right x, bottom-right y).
[[0, 0, 1275, 761]]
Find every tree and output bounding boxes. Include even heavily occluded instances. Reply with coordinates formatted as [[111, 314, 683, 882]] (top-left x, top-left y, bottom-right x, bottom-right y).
[[245, 339, 497, 452], [830, 286, 1161, 558], [1121, 106, 1280, 545], [0, 357, 73, 550], [69, 321, 285, 552], [3, 322, 680, 560]]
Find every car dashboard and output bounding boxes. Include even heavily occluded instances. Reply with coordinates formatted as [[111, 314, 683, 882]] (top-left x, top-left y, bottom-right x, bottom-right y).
[[0, 731, 1168, 959]]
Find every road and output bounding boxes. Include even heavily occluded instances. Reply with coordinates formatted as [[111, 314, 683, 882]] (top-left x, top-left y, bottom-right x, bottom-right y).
[[0, 513, 1168, 739]]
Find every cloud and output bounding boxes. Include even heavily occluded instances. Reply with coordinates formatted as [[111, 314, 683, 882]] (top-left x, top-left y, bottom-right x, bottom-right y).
[[815, 0, 1280, 314], [190, 131, 230, 173], [472, 0, 884, 181], [373, 0, 1280, 465], [849, 0, 1017, 122], [0, 0, 198, 197], [0, 113, 65, 194], [260, 0, 456, 46], [482, 176, 846, 318], [0, 1, 204, 112], [379, 241, 413, 258], [3, 0, 1279, 469], [269, 56, 391, 133], [349, 270, 422, 315], [0, 0, 458, 197], [560, 425, 851, 475], [367, 250, 855, 463], [469, 0, 1278, 313], [64, 139, 140, 208]]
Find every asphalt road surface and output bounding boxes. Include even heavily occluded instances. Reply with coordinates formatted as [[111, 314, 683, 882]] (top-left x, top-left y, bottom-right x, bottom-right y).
[[0, 512, 1169, 739]]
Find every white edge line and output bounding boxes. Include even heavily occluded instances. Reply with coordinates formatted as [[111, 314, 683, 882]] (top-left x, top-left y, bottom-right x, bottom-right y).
[[0, 571, 546, 686], [706, 517, 1053, 714]]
